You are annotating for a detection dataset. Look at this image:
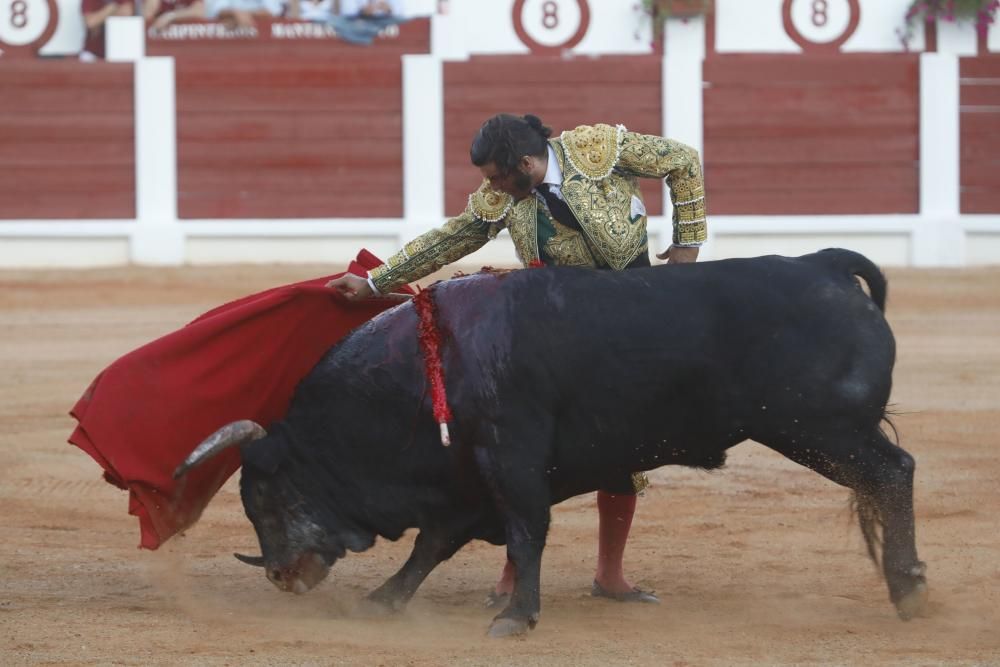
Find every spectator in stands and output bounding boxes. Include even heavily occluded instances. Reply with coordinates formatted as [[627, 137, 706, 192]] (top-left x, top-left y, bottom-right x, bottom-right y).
[[80, 0, 133, 61], [322, 0, 406, 43], [339, 0, 402, 17], [286, 0, 333, 21], [145, 0, 206, 32], [205, 0, 283, 28]]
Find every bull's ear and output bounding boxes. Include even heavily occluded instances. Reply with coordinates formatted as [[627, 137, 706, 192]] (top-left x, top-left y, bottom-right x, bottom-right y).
[[240, 435, 289, 475]]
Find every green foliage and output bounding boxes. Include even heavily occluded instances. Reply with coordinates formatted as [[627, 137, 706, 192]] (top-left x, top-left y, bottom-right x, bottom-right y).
[[899, 0, 999, 49]]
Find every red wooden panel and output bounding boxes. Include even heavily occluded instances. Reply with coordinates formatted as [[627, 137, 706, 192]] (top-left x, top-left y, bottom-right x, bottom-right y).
[[707, 133, 916, 164], [177, 86, 400, 113], [0, 61, 133, 87], [710, 189, 918, 216], [0, 113, 132, 143], [960, 114, 1000, 160], [960, 56, 1000, 213], [443, 56, 665, 222], [704, 84, 919, 114], [0, 140, 134, 166], [960, 84, 1000, 106], [959, 56, 1000, 78], [0, 61, 135, 114], [707, 163, 917, 192], [180, 138, 402, 167], [179, 191, 400, 219], [181, 166, 401, 193], [1, 89, 135, 114], [960, 158, 1000, 188], [174, 59, 404, 88], [704, 55, 920, 86], [962, 191, 1000, 213], [175, 57, 403, 219], [2, 193, 136, 219], [178, 112, 400, 142], [446, 85, 664, 113], [445, 56, 663, 84], [0, 61, 135, 220], [704, 111, 918, 134], [703, 54, 919, 215], [0, 166, 135, 194]]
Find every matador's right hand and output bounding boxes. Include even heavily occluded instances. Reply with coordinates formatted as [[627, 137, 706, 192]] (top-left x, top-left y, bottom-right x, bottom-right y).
[[326, 273, 374, 301]]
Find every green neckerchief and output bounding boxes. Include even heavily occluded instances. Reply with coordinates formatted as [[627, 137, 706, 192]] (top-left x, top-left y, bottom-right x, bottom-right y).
[[536, 198, 558, 266]]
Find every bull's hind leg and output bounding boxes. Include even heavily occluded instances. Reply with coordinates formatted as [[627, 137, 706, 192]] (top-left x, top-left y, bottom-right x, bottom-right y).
[[854, 430, 928, 619], [764, 426, 927, 619]]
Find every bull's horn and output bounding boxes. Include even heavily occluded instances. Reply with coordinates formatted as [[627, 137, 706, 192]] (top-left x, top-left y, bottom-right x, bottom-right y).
[[173, 420, 267, 479], [234, 553, 266, 567]]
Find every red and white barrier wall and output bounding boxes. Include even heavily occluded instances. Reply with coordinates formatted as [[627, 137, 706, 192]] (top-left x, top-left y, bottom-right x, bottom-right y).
[[1, 0, 998, 267]]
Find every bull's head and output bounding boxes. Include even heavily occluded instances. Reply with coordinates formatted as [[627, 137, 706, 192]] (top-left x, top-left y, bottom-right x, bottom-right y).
[[174, 420, 372, 595]]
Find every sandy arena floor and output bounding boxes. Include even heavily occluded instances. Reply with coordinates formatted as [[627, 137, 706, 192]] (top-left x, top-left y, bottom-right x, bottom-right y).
[[1, 262, 999, 666]]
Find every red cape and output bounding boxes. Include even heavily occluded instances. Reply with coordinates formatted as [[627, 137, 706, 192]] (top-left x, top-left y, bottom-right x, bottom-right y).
[[69, 250, 411, 549]]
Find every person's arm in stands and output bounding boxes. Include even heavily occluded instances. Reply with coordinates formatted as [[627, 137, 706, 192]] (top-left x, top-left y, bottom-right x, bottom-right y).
[[151, 0, 205, 29], [84, 0, 130, 29], [216, 7, 256, 27], [143, 0, 161, 21]]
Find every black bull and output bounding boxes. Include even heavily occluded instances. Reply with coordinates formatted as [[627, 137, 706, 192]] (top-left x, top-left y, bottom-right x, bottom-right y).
[[175, 249, 927, 636]]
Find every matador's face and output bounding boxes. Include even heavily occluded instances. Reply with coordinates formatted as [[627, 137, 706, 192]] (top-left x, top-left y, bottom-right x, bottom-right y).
[[479, 158, 539, 200]]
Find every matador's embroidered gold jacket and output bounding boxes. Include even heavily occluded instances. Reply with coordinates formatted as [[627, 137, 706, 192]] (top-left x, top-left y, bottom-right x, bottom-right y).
[[370, 123, 708, 294]]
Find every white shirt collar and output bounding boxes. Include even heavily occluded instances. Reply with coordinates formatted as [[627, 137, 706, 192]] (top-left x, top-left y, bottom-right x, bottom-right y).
[[540, 144, 562, 189]]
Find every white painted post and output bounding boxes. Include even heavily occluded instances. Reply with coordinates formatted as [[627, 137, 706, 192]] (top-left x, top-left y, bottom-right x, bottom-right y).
[[402, 54, 444, 237], [915, 52, 963, 266], [430, 10, 468, 59], [105, 16, 145, 62], [663, 15, 706, 256], [664, 16, 705, 165], [132, 57, 184, 264], [936, 20, 978, 56]]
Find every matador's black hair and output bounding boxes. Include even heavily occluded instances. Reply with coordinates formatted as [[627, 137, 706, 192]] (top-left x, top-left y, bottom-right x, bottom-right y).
[[470, 113, 552, 173]]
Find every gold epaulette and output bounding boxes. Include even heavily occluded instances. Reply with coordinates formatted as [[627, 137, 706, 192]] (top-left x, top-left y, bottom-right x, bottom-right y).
[[560, 123, 625, 181], [469, 179, 513, 223]]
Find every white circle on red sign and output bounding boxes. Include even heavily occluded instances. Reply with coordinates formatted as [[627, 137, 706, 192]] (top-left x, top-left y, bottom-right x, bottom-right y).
[[513, 0, 590, 53], [782, 0, 860, 51], [0, 0, 52, 46]]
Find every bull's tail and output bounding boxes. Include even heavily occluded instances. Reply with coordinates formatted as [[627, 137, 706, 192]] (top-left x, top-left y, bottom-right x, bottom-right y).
[[816, 248, 887, 312]]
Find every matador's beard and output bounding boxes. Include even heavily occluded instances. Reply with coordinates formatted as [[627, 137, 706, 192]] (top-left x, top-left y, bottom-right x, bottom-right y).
[[510, 170, 534, 198]]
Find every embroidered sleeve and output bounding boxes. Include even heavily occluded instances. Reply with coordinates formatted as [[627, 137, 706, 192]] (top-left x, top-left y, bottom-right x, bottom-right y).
[[616, 131, 707, 247], [369, 183, 505, 294]]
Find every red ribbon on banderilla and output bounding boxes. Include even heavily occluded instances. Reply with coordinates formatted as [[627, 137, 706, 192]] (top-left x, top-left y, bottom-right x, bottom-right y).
[[414, 286, 453, 446]]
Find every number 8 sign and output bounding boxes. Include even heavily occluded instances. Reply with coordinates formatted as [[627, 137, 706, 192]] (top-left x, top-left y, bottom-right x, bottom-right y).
[[0, 0, 58, 56], [512, 0, 591, 54], [782, 0, 860, 53]]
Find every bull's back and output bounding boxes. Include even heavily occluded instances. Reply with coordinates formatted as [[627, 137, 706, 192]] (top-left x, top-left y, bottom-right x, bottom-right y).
[[440, 254, 894, 453]]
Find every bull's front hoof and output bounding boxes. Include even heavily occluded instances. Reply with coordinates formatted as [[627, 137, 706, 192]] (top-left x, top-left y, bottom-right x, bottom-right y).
[[895, 581, 929, 621], [487, 617, 531, 638]]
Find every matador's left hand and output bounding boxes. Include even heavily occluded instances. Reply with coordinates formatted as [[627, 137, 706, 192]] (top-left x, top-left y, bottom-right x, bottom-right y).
[[656, 245, 699, 264]]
